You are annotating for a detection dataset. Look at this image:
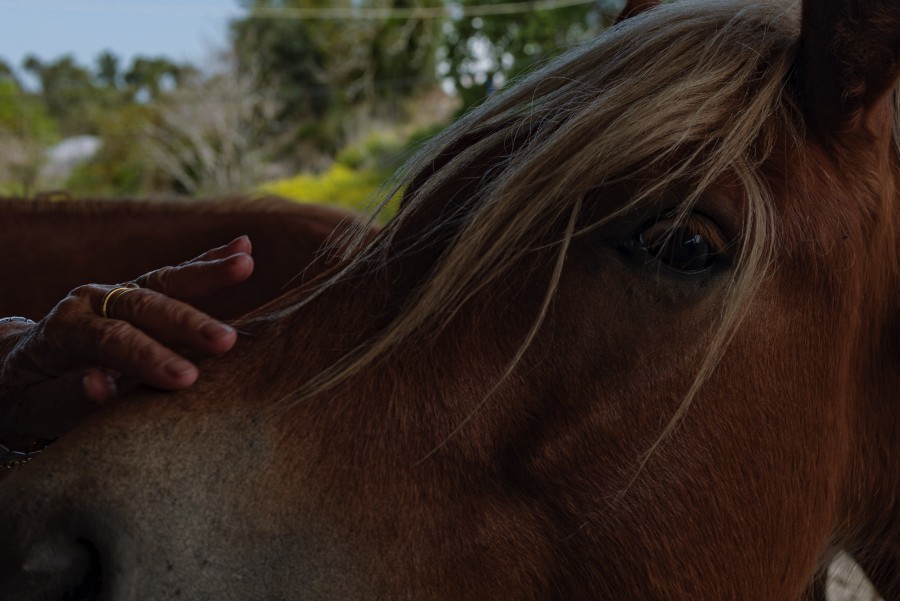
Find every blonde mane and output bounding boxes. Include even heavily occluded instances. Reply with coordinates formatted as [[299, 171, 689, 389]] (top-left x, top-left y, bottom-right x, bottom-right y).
[[262, 0, 811, 456]]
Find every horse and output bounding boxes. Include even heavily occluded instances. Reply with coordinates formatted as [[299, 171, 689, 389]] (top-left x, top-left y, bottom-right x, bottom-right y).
[[0, 196, 372, 320], [0, 0, 897, 598]]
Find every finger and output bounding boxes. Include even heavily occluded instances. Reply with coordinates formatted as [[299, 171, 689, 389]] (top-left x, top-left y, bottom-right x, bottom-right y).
[[186, 235, 252, 263], [140, 250, 254, 300], [81, 368, 118, 404], [19, 285, 232, 388], [137, 236, 252, 288], [75, 316, 200, 390], [23, 290, 205, 391], [99, 288, 238, 357]]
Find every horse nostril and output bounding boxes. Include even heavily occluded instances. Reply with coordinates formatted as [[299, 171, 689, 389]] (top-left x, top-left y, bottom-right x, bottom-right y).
[[4, 537, 103, 601], [58, 540, 102, 601]]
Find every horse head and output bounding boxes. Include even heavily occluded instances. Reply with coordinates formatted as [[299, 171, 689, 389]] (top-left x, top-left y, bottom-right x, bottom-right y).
[[0, 0, 897, 599]]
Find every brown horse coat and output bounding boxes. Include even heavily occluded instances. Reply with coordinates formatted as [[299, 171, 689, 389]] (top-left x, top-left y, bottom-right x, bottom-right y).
[[0, 1, 897, 599], [0, 196, 371, 320]]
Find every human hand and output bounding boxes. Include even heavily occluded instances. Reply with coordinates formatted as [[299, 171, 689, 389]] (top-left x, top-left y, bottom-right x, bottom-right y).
[[0, 236, 253, 447]]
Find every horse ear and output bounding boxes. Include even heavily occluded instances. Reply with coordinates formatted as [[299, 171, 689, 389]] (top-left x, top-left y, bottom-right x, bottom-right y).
[[796, 0, 900, 134], [616, 0, 660, 24]]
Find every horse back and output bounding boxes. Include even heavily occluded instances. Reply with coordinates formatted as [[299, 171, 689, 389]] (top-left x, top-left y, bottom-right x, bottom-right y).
[[0, 196, 371, 320]]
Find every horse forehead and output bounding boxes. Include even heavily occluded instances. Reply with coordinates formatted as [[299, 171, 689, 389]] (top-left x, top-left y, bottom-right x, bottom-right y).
[[761, 129, 898, 252]]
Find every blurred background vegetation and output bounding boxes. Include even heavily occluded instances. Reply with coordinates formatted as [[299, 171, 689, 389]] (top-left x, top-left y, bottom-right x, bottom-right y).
[[0, 0, 623, 213]]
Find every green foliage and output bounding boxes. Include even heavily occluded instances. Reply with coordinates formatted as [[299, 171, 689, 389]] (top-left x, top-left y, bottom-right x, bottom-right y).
[[0, 78, 59, 195], [123, 56, 196, 101], [336, 130, 403, 170], [0, 80, 57, 141], [442, 1, 602, 111], [19, 53, 194, 138], [2, 51, 206, 196], [229, 0, 606, 162], [0, 59, 16, 82], [0, 2, 607, 200], [232, 7, 328, 118], [22, 54, 99, 135], [257, 123, 444, 218], [138, 59, 286, 197], [261, 163, 389, 210], [231, 1, 441, 158], [65, 104, 161, 196], [95, 51, 121, 88]]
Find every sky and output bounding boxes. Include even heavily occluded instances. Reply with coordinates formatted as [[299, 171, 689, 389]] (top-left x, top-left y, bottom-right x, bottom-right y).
[[0, 0, 243, 74]]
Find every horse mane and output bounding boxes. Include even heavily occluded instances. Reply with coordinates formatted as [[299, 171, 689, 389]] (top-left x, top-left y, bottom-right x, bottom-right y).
[[252, 0, 897, 458]]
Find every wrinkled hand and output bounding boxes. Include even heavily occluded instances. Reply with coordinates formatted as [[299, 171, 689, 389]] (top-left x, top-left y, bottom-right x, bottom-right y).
[[0, 236, 254, 447]]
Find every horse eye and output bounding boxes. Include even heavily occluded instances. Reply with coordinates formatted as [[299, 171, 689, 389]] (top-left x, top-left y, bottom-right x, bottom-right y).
[[638, 215, 722, 273]]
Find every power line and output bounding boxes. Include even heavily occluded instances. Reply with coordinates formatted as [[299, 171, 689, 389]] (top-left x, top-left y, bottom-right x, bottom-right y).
[[246, 0, 597, 20], [0, 1, 240, 18], [0, 0, 598, 20]]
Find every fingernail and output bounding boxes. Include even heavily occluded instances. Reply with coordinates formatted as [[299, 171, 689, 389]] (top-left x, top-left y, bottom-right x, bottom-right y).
[[230, 235, 250, 248], [201, 322, 234, 341], [164, 358, 195, 378], [82, 371, 117, 403]]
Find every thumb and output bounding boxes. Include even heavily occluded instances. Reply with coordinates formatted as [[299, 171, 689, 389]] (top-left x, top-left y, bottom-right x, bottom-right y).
[[6, 369, 116, 441], [80, 368, 118, 404]]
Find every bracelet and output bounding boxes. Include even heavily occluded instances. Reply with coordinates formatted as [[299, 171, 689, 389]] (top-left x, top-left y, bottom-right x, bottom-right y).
[[0, 317, 35, 325], [0, 317, 45, 470], [1, 440, 52, 471]]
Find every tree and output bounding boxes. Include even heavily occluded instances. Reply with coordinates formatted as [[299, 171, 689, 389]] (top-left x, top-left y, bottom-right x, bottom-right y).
[[0, 59, 16, 84], [124, 56, 194, 101], [64, 103, 158, 196], [140, 53, 288, 196], [230, 0, 441, 158], [95, 50, 121, 88], [232, 4, 327, 118], [0, 78, 59, 195], [441, 0, 602, 110], [22, 54, 97, 135]]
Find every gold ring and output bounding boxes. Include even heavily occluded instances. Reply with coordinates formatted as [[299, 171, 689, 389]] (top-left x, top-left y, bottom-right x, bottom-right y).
[[100, 283, 139, 319]]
